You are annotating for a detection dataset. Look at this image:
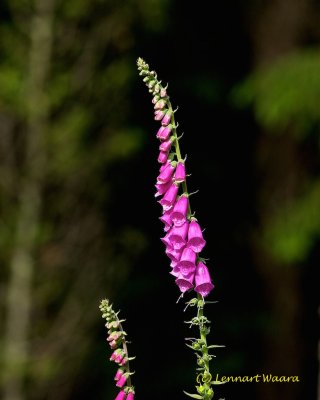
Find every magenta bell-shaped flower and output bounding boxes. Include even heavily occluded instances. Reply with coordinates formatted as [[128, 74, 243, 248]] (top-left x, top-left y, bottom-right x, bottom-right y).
[[155, 181, 171, 198], [127, 393, 134, 400], [187, 220, 206, 253], [157, 125, 172, 141], [165, 247, 183, 262], [171, 195, 188, 227], [161, 111, 172, 126], [175, 271, 195, 293], [159, 183, 179, 211], [158, 150, 168, 164], [177, 247, 196, 275], [159, 138, 173, 152], [170, 265, 180, 277], [157, 162, 175, 184], [115, 368, 123, 381], [154, 109, 166, 121], [159, 209, 173, 231], [115, 390, 126, 400], [168, 221, 189, 250], [174, 162, 186, 183], [194, 262, 214, 297], [116, 373, 128, 388]]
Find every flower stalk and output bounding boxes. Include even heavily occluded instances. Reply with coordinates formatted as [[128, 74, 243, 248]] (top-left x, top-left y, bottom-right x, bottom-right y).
[[99, 299, 135, 400], [137, 57, 223, 399]]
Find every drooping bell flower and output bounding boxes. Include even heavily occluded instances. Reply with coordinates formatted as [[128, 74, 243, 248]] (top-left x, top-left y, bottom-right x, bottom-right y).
[[157, 125, 172, 141], [116, 373, 128, 388], [154, 109, 166, 121], [127, 393, 134, 400], [177, 247, 196, 276], [165, 247, 183, 263], [155, 181, 172, 198], [161, 111, 172, 126], [167, 221, 189, 250], [175, 162, 186, 183], [115, 368, 124, 381], [159, 138, 173, 152], [175, 271, 195, 293], [157, 162, 175, 184], [110, 349, 122, 362], [187, 219, 206, 253], [159, 209, 173, 231], [159, 183, 179, 211], [160, 233, 172, 248], [170, 195, 188, 227], [158, 150, 168, 164], [107, 331, 121, 342], [170, 265, 181, 277], [194, 262, 214, 297], [115, 390, 126, 400]]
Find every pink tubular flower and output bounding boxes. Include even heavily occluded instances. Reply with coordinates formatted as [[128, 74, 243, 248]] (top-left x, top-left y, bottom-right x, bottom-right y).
[[154, 109, 166, 121], [159, 209, 173, 231], [170, 195, 188, 227], [115, 390, 126, 400], [170, 265, 180, 277], [116, 374, 128, 388], [152, 95, 160, 104], [159, 183, 179, 211], [187, 220, 206, 253], [161, 111, 172, 126], [127, 393, 134, 400], [158, 150, 168, 164], [175, 271, 195, 293], [157, 125, 172, 141], [167, 221, 189, 250], [110, 349, 122, 361], [174, 162, 186, 183], [115, 369, 123, 381], [194, 262, 214, 297], [165, 247, 183, 262], [177, 247, 196, 276], [159, 138, 173, 152], [155, 181, 171, 197], [157, 162, 175, 184]]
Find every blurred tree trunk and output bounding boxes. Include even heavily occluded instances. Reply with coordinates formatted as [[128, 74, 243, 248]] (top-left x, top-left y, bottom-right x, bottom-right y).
[[251, 1, 311, 399], [2, 0, 54, 398]]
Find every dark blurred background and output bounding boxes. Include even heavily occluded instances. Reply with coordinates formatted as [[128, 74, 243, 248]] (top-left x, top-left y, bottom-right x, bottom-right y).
[[0, 0, 319, 399]]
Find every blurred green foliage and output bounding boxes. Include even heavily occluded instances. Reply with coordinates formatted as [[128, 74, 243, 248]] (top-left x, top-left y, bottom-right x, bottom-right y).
[[233, 49, 320, 264], [233, 49, 320, 137]]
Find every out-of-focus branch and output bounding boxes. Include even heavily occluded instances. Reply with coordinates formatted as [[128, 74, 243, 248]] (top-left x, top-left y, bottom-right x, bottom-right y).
[[2, 1, 54, 399]]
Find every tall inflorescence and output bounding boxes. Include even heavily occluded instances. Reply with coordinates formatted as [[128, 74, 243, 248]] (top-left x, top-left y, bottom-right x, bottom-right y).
[[137, 58, 223, 400], [99, 299, 135, 400]]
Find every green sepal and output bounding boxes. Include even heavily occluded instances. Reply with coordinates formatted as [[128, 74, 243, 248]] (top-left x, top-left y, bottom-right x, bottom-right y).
[[207, 345, 225, 349], [183, 391, 203, 399]]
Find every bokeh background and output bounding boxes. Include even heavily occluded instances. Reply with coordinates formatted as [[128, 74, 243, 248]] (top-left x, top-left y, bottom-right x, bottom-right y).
[[0, 0, 319, 399]]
